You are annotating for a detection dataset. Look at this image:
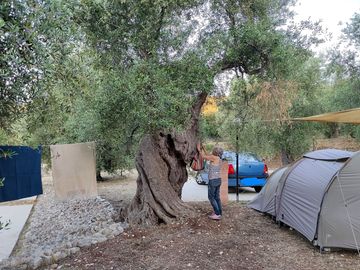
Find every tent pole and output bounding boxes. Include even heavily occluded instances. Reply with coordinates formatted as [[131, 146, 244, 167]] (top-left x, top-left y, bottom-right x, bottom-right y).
[[236, 135, 239, 202]]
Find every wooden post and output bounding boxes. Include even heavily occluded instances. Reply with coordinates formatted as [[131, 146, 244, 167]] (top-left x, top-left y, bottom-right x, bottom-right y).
[[220, 161, 228, 205]]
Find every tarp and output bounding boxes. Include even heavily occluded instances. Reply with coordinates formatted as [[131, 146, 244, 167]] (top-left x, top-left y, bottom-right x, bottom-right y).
[[293, 107, 360, 124], [50, 142, 97, 200], [0, 146, 42, 202]]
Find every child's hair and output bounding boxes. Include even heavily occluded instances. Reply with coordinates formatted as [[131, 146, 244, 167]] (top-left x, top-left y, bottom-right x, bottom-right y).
[[212, 147, 223, 158]]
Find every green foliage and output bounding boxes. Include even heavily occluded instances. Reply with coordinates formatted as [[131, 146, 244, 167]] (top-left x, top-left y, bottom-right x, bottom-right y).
[[75, 0, 322, 167], [19, 0, 216, 172], [218, 56, 324, 163], [0, 149, 17, 159], [2, 0, 330, 172], [0, 216, 10, 232], [200, 114, 220, 139], [324, 12, 360, 141], [0, 129, 11, 145], [200, 1, 326, 163], [0, 0, 49, 129], [57, 0, 215, 172]]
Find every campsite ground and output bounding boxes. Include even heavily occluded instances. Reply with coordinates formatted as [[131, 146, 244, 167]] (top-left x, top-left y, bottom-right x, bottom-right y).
[[48, 201, 360, 270], [40, 137, 360, 270]]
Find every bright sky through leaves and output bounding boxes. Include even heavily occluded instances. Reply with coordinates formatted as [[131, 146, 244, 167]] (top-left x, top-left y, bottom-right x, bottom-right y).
[[293, 0, 360, 52]]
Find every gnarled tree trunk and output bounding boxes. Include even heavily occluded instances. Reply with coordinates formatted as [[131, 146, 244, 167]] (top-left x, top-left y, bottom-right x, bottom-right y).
[[127, 92, 207, 226]]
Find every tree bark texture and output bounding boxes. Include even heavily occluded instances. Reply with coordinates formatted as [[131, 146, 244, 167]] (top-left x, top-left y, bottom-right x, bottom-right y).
[[280, 149, 294, 166], [127, 92, 208, 226]]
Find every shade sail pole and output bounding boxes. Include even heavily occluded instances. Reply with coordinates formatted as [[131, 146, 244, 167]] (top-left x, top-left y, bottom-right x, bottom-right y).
[[336, 175, 360, 256]]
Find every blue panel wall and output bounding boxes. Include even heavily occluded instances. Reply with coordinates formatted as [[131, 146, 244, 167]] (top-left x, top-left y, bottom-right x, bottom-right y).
[[0, 146, 42, 202]]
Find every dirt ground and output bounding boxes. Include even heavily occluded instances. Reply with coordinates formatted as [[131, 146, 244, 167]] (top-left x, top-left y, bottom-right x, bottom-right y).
[[39, 176, 360, 270], [47, 202, 360, 270], [39, 137, 360, 270]]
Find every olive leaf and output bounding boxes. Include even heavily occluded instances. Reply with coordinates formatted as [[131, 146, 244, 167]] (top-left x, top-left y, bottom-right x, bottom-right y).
[[0, 217, 11, 231], [0, 149, 18, 159], [0, 177, 4, 188], [0, 17, 5, 28]]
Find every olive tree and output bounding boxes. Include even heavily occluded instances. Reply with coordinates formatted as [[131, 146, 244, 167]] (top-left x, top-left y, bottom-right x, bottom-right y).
[[74, 0, 320, 225], [3, 0, 323, 226]]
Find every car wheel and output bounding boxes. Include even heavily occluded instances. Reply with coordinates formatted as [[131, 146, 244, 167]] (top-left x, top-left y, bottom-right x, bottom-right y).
[[195, 174, 206, 185], [254, 186, 262, 193]]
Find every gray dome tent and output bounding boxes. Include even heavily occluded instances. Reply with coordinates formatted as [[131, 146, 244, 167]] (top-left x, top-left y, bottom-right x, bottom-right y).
[[248, 149, 360, 251]]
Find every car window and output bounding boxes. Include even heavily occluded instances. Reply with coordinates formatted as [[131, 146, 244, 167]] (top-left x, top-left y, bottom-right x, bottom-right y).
[[239, 153, 261, 162], [222, 151, 261, 162], [222, 151, 236, 161]]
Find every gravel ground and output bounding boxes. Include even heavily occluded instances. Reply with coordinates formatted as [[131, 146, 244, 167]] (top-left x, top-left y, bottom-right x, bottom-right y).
[[0, 171, 128, 270]]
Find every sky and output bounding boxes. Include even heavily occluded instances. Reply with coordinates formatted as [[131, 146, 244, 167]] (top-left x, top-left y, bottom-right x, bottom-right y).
[[215, 0, 360, 93], [293, 0, 360, 52]]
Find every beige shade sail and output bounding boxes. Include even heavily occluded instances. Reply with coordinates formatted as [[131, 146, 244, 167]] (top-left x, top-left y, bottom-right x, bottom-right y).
[[293, 107, 360, 124]]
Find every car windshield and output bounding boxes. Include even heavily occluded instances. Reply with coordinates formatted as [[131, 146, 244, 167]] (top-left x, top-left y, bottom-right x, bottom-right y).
[[222, 151, 261, 162]]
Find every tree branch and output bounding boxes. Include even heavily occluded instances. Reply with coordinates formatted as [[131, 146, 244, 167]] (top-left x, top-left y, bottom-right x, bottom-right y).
[[189, 91, 208, 130], [220, 58, 263, 75], [154, 6, 166, 42]]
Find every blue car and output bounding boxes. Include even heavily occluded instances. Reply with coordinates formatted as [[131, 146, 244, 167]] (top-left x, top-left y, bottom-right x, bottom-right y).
[[195, 151, 269, 192]]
